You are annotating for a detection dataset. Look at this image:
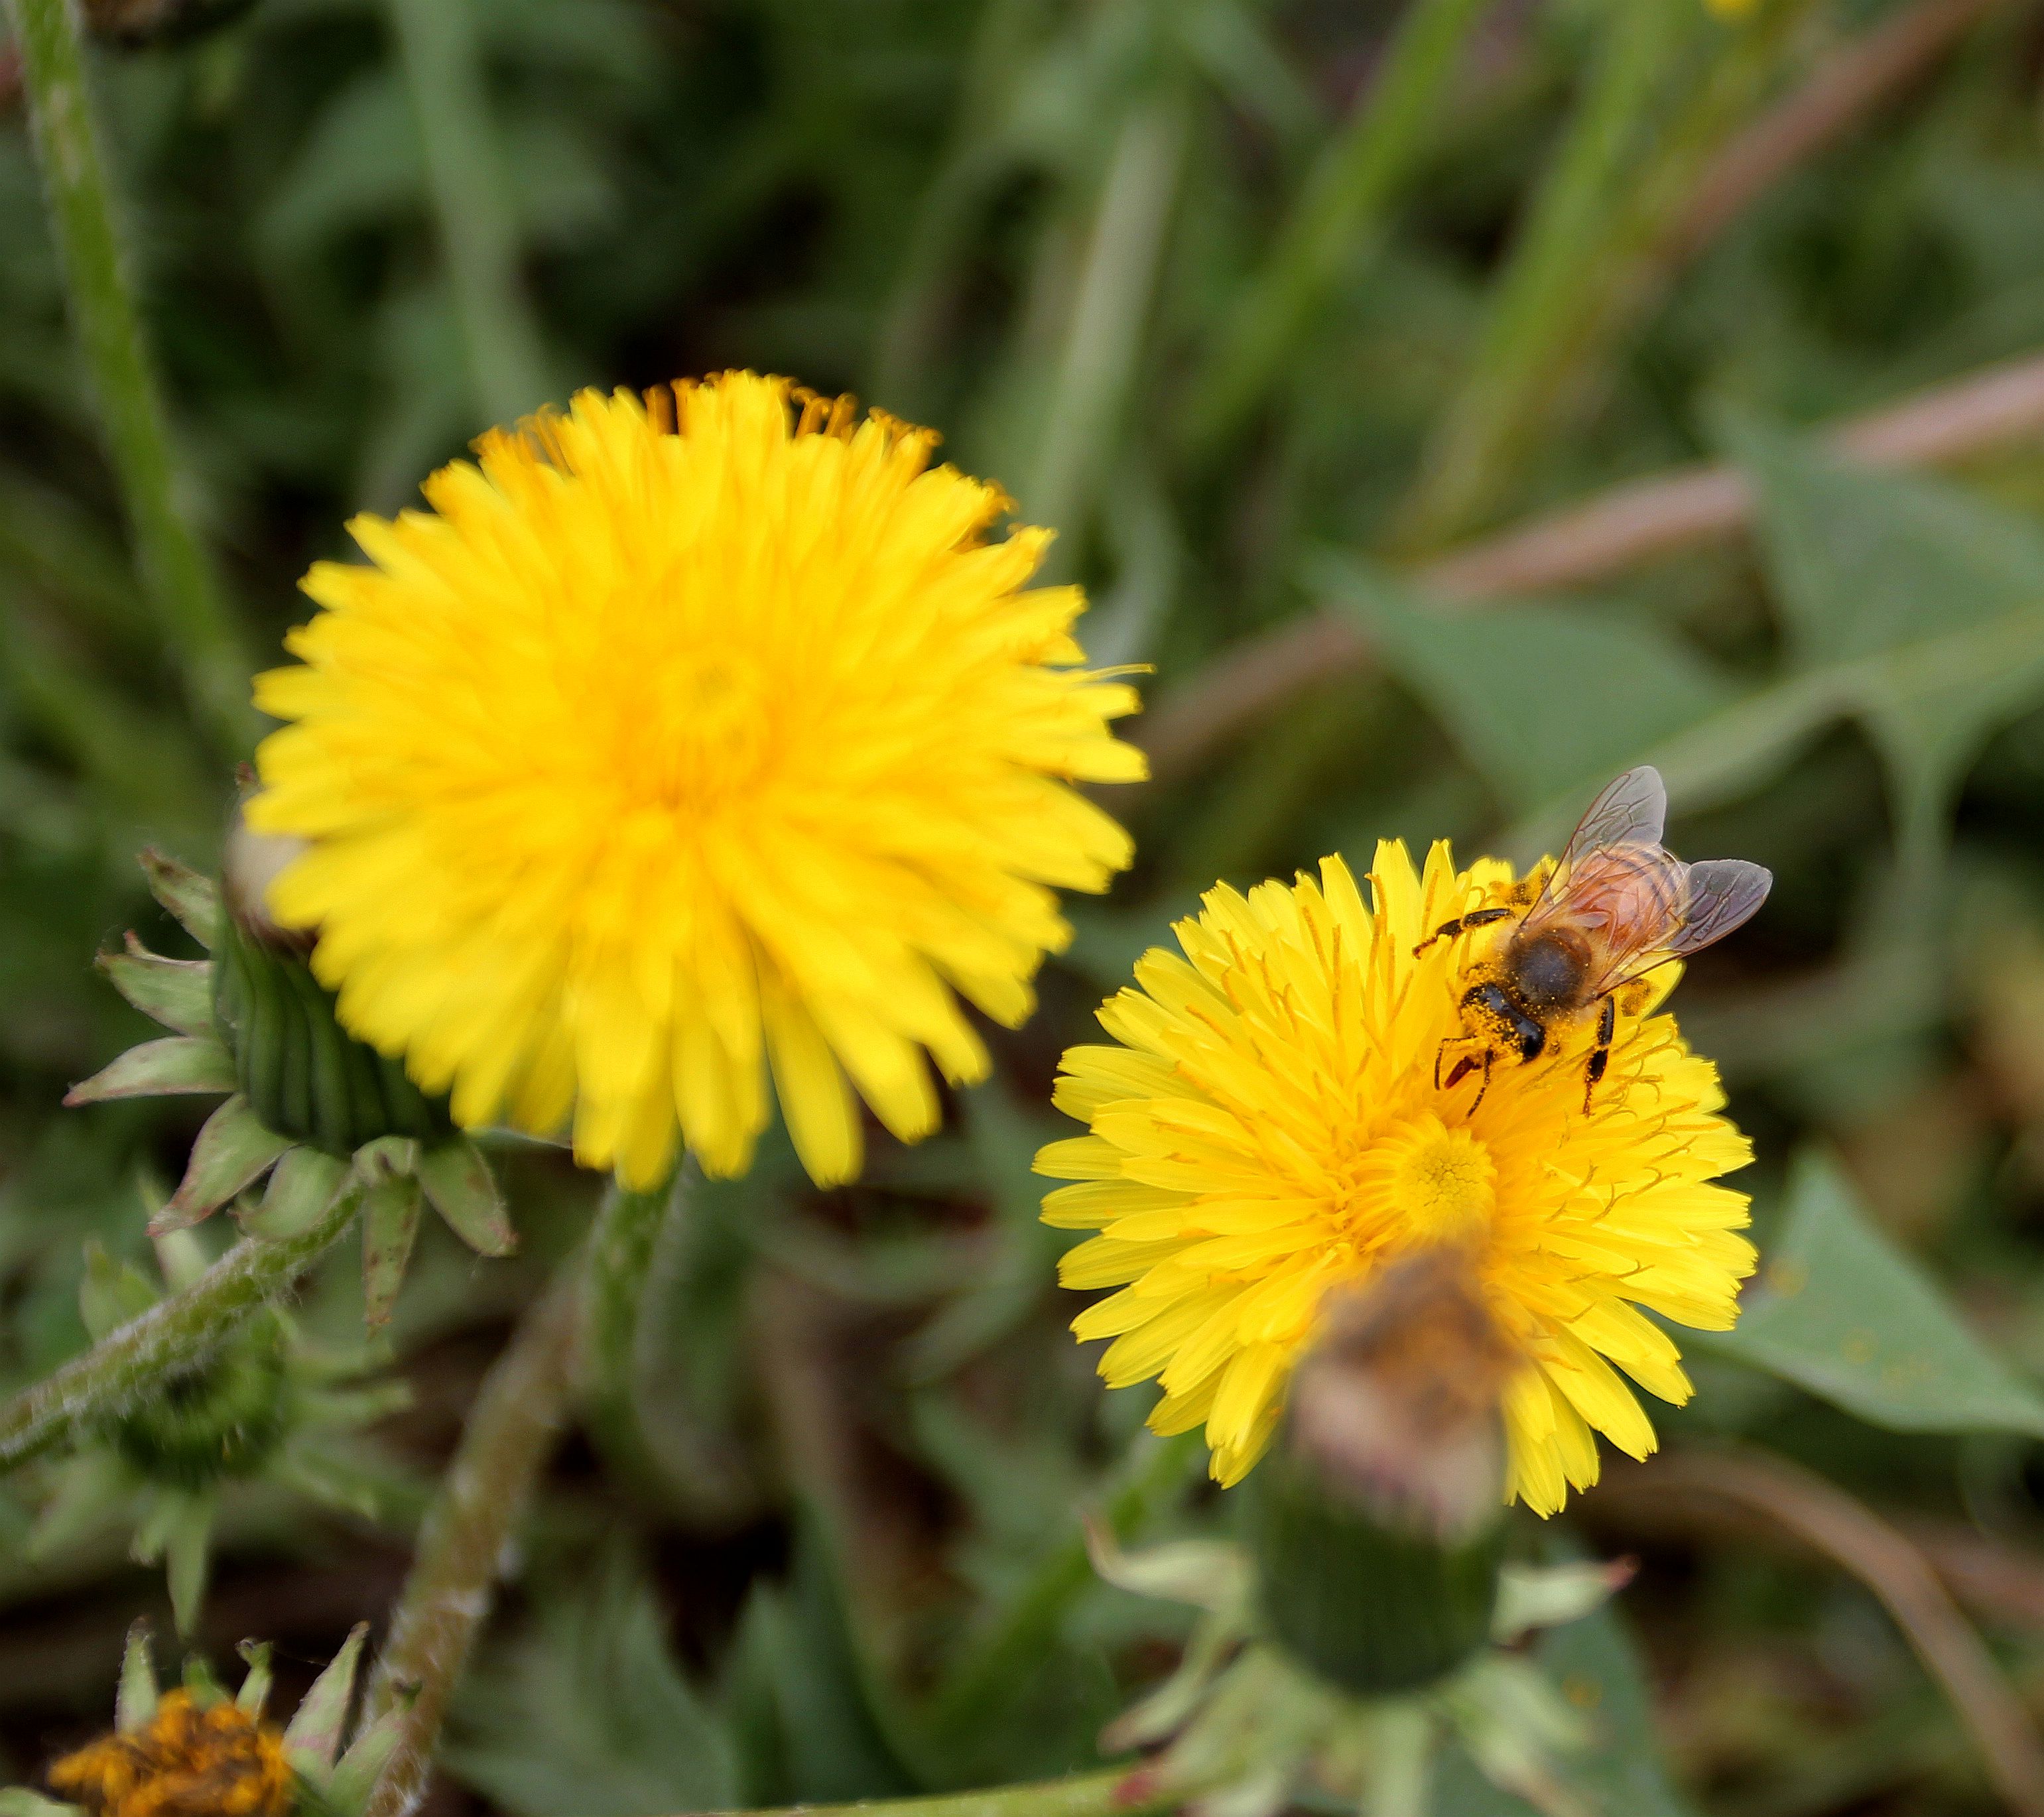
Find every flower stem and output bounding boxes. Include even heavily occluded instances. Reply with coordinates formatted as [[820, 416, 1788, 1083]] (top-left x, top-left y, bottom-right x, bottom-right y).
[[361, 1195, 629, 1817], [0, 1180, 366, 1473], [2, 0, 253, 756], [693, 1765, 1198, 1817]]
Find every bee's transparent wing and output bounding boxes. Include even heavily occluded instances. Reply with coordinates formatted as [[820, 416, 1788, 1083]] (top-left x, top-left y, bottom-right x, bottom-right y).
[[1664, 859, 1773, 958], [1549, 766, 1667, 897]]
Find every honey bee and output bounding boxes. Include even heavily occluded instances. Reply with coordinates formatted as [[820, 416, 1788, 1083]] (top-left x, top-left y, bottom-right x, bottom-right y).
[[1415, 765, 1771, 1111]]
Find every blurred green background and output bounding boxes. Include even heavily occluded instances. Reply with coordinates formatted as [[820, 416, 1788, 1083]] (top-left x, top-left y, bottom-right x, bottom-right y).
[[9, 0, 2044, 1811]]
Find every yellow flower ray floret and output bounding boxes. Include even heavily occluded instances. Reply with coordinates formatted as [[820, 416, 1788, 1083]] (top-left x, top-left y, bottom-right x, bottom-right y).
[[1038, 840, 1755, 1515], [250, 373, 1144, 1188]]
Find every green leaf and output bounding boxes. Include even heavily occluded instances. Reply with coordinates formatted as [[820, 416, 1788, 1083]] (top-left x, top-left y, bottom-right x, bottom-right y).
[[64, 1036, 234, 1107], [1313, 554, 1741, 812], [97, 937, 212, 1037], [241, 1147, 350, 1243], [138, 849, 219, 951], [0, 1792, 82, 1816], [417, 1136, 517, 1257], [284, 1622, 369, 1776], [1697, 1151, 2044, 1439], [1727, 416, 2044, 830], [160, 1493, 215, 1636], [446, 1556, 739, 1817], [723, 1516, 921, 1806], [1435, 1598, 1695, 1817], [360, 1175, 425, 1330], [117, 1619, 157, 1733], [235, 1640, 273, 1715], [78, 1239, 160, 1340], [156, 1096, 293, 1233]]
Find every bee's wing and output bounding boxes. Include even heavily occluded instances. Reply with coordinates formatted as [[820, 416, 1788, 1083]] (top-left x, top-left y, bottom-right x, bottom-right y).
[[1547, 766, 1667, 897], [1591, 857, 1773, 995], [1663, 859, 1773, 958]]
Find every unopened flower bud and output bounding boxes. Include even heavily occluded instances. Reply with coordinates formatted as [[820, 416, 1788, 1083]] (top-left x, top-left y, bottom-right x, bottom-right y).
[[214, 806, 452, 1157], [1246, 1251, 1518, 1697]]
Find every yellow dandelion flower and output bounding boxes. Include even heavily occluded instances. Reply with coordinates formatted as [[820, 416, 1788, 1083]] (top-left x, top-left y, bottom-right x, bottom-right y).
[[49, 1689, 294, 1817], [248, 372, 1144, 1188], [1038, 840, 1756, 1516]]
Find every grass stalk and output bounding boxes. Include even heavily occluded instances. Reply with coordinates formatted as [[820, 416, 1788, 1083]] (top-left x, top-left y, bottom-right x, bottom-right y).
[[1393, 0, 1698, 548], [1179, 0, 1494, 464], [385, 0, 551, 428], [1024, 84, 1190, 570], [3, 0, 253, 756]]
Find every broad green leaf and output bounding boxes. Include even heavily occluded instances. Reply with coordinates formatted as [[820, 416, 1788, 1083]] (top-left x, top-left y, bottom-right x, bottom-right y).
[[1696, 1150, 2044, 1439], [1727, 417, 2044, 825], [1312, 554, 1740, 812]]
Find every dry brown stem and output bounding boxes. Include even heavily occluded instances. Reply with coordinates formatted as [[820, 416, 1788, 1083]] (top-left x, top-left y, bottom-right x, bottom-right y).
[[1140, 349, 2044, 783], [1665, 0, 2010, 269], [1599, 1447, 2044, 1817]]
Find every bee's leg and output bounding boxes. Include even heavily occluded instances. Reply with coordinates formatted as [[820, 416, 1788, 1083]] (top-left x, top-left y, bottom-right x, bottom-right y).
[[1582, 995, 1616, 1111], [1468, 1048, 1494, 1114], [1413, 907, 1512, 956], [1437, 1036, 1489, 1094]]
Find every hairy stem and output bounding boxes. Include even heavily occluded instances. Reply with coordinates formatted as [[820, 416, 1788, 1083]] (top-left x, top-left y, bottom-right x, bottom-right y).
[[3, 0, 252, 755], [360, 1182, 665, 1817], [0, 1180, 365, 1473], [361, 1265, 580, 1817]]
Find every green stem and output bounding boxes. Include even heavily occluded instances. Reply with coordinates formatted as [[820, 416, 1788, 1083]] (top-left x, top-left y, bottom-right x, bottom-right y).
[[385, 0, 550, 427], [1179, 0, 1494, 464], [923, 1429, 1200, 1745], [0, 1180, 365, 1473], [3, 0, 253, 756], [688, 1766, 1200, 1817], [582, 1173, 679, 1395]]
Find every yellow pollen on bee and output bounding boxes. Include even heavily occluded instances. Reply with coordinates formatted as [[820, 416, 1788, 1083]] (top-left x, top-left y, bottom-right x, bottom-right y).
[[1369, 1113, 1498, 1244]]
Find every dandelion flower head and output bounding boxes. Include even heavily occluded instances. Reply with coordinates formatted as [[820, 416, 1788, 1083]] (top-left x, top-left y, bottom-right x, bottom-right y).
[[1039, 842, 1756, 1515], [249, 373, 1144, 1188], [48, 1690, 293, 1817]]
